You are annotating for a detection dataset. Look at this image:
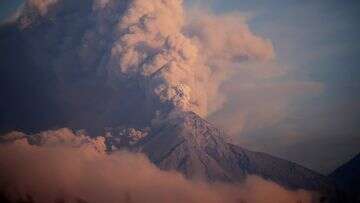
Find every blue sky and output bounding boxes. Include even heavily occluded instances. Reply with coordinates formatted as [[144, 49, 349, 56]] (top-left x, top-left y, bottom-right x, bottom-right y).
[[1, 0, 359, 173], [191, 0, 360, 173]]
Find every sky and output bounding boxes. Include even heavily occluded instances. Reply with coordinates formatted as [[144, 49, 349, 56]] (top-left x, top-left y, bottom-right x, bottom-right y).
[[0, 0, 23, 20], [191, 0, 360, 173], [1, 0, 359, 174]]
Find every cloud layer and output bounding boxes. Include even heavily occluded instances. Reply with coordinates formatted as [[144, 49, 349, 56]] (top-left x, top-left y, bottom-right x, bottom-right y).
[[0, 129, 314, 203]]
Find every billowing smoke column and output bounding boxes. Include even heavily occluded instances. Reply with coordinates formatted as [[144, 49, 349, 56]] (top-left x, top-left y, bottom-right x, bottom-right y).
[[106, 0, 274, 117], [107, 0, 208, 116], [0, 0, 274, 132], [0, 2, 319, 202]]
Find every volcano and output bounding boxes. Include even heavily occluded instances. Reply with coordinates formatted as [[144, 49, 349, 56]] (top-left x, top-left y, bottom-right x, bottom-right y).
[[105, 111, 338, 202], [0, 1, 350, 202]]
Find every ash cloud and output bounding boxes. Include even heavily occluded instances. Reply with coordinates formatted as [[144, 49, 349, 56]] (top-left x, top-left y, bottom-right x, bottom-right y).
[[106, 0, 274, 116], [0, 129, 315, 203], [0, 0, 275, 134]]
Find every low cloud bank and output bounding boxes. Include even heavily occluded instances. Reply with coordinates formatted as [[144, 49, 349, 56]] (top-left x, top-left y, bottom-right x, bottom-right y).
[[0, 129, 315, 203]]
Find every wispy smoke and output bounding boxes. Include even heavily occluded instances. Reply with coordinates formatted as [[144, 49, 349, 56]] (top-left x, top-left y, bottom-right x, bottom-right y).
[[210, 80, 324, 137], [0, 130, 314, 203]]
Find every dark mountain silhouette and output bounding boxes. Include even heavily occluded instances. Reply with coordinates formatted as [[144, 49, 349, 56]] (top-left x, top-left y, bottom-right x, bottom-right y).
[[330, 153, 360, 202]]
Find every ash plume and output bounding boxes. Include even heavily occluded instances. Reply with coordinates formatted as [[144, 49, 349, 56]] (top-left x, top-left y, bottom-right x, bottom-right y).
[[0, 0, 273, 132], [105, 0, 274, 117]]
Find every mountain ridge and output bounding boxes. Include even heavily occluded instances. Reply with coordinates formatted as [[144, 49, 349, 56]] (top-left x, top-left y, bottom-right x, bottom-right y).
[[329, 153, 360, 202], [105, 111, 338, 202]]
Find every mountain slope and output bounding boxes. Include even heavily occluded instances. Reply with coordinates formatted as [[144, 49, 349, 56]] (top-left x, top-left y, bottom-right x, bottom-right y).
[[330, 153, 360, 202], [132, 112, 335, 195]]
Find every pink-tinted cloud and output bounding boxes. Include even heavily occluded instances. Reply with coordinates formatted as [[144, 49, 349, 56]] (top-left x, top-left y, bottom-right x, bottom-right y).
[[0, 129, 315, 203]]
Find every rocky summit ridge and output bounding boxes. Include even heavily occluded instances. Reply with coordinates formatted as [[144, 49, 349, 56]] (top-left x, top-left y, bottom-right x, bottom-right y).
[[106, 112, 338, 201]]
